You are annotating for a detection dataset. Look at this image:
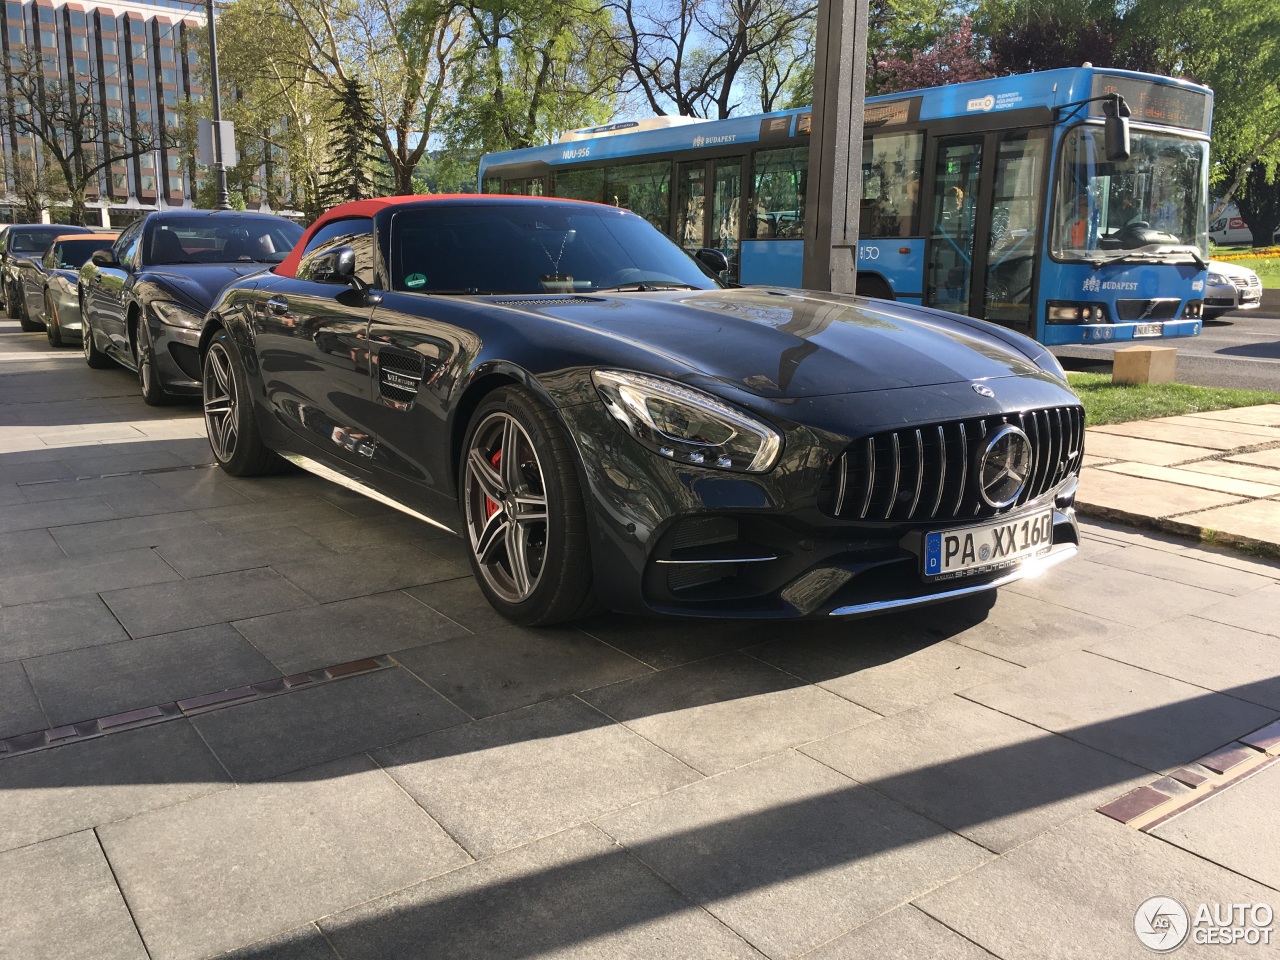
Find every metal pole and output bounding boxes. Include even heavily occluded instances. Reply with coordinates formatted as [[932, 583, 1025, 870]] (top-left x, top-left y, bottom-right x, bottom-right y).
[[800, 0, 869, 293], [205, 0, 230, 209]]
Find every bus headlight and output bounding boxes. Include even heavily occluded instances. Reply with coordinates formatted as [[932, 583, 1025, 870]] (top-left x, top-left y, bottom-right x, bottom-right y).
[[1046, 301, 1109, 324], [592, 369, 783, 473], [1182, 299, 1203, 319]]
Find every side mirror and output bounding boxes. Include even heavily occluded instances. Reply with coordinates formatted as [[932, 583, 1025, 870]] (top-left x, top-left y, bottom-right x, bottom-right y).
[[694, 247, 730, 275], [1103, 97, 1131, 162], [310, 246, 358, 286], [91, 249, 119, 268]]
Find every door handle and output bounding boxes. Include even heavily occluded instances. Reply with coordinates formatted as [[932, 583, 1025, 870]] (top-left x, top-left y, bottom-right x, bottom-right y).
[[266, 296, 288, 315]]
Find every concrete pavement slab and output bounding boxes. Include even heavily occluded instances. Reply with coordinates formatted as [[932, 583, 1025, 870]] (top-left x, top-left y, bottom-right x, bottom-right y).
[[393, 623, 652, 719], [18, 472, 161, 504], [1178, 457, 1280, 488], [1099, 460, 1280, 498], [1227, 447, 1280, 470], [0, 545, 181, 606], [195, 496, 370, 536], [580, 653, 877, 775], [1004, 558, 1229, 627], [801, 696, 1149, 853], [1078, 517, 1196, 552], [375, 695, 700, 858], [597, 750, 992, 959], [917, 813, 1278, 960], [0, 481, 24, 505], [102, 567, 315, 638], [48, 510, 216, 557], [798, 905, 996, 960], [1181, 404, 1280, 426], [1079, 432, 1217, 465], [578, 614, 785, 670], [23, 623, 281, 728], [271, 541, 465, 603], [102, 478, 252, 518], [320, 824, 764, 960], [0, 495, 117, 533], [1089, 615, 1280, 711], [53, 447, 191, 475], [961, 650, 1278, 772], [1091, 420, 1270, 451], [1178, 500, 1280, 551], [1152, 760, 1280, 891], [1197, 583, 1280, 639], [0, 720, 231, 852], [0, 660, 47, 738], [1161, 412, 1280, 439], [233, 591, 473, 675], [190, 667, 469, 782], [98, 753, 471, 960], [0, 527, 66, 564], [0, 457, 76, 484], [748, 620, 1019, 717], [214, 924, 339, 960], [0, 595, 129, 662], [154, 524, 339, 579], [403, 576, 515, 633], [1078, 467, 1244, 518], [0, 832, 148, 960], [1089, 544, 1276, 596]]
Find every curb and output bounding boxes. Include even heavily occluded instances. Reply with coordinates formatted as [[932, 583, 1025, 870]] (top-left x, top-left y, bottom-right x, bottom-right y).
[[1076, 501, 1280, 563]]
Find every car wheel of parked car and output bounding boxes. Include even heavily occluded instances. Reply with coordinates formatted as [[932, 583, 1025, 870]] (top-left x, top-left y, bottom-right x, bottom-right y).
[[44, 291, 63, 347], [15, 286, 40, 332], [460, 386, 598, 625], [82, 313, 112, 368], [203, 331, 286, 476], [137, 320, 173, 406]]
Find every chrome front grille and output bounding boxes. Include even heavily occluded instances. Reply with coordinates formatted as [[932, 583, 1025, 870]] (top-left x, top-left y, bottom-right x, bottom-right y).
[[1115, 298, 1182, 321], [1230, 274, 1262, 293], [827, 405, 1084, 522]]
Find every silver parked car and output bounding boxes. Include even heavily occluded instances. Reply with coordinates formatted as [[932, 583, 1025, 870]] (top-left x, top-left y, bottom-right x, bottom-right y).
[[1204, 259, 1262, 321], [13, 233, 118, 345]]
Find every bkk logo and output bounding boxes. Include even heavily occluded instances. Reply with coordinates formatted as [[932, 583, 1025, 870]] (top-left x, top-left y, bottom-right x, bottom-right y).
[[966, 95, 995, 112]]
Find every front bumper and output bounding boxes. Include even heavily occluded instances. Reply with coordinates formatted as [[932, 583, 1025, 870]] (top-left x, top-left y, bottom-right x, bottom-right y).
[[146, 315, 203, 396]]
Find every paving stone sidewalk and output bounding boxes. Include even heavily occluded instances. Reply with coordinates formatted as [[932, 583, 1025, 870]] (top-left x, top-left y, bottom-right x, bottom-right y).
[[1079, 404, 1280, 557], [2, 318, 1279, 960]]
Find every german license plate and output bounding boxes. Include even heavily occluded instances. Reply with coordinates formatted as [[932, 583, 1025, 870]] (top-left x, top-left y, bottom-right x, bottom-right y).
[[1133, 322, 1164, 338], [923, 509, 1053, 581]]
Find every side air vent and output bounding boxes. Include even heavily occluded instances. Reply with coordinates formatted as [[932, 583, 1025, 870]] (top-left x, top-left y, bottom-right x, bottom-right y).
[[492, 297, 602, 307], [378, 350, 426, 406]]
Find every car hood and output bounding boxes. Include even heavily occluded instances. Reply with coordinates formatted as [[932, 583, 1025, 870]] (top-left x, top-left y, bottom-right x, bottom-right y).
[[145, 263, 269, 311], [1208, 260, 1258, 281], [505, 287, 1051, 399]]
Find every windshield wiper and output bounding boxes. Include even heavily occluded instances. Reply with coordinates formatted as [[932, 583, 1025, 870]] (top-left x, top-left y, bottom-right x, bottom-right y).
[[594, 282, 701, 292]]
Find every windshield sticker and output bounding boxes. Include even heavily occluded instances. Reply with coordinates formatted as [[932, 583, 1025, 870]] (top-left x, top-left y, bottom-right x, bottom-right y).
[[405, 273, 426, 288]]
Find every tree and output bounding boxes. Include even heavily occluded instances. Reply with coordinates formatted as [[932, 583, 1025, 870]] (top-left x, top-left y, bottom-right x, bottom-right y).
[[1, 46, 170, 225], [603, 0, 817, 118], [874, 15, 993, 94], [319, 78, 383, 204], [431, 0, 619, 154]]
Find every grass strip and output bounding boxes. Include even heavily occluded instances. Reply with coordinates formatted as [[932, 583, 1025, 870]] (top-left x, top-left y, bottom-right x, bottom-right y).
[[1066, 372, 1280, 426]]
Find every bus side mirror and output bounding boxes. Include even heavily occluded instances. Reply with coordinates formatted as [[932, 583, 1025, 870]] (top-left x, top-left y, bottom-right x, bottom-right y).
[[1103, 98, 1131, 162]]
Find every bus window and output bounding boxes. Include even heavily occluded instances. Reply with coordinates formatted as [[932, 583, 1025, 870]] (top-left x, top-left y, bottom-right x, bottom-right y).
[[502, 178, 545, 196], [482, 177, 502, 194], [750, 145, 808, 239], [606, 161, 670, 234], [860, 132, 923, 238], [712, 159, 742, 281], [677, 163, 706, 252], [985, 132, 1045, 331], [927, 138, 983, 314], [552, 167, 605, 203]]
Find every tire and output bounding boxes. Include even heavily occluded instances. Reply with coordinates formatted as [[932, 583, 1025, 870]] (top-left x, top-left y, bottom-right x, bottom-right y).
[[137, 318, 174, 406], [5, 283, 20, 320], [203, 329, 287, 476], [15, 286, 39, 332], [459, 385, 598, 625], [45, 291, 63, 347], [82, 311, 112, 368]]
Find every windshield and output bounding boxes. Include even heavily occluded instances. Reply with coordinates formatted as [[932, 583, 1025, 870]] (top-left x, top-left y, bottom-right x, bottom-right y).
[[55, 238, 115, 270], [1052, 125, 1208, 263], [389, 202, 723, 295], [146, 217, 304, 266], [9, 227, 71, 254]]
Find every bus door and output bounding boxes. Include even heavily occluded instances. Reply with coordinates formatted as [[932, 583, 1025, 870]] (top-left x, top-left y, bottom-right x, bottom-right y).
[[925, 137, 985, 316], [676, 158, 743, 282]]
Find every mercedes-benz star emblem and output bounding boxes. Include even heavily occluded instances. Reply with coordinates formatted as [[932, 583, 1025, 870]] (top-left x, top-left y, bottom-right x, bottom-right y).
[[976, 424, 1032, 508], [972, 383, 996, 398]]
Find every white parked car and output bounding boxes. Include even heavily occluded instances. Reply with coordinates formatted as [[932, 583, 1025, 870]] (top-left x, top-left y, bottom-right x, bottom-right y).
[[1204, 260, 1262, 320]]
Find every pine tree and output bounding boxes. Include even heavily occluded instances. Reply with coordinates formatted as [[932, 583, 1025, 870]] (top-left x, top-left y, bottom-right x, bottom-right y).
[[319, 79, 381, 207]]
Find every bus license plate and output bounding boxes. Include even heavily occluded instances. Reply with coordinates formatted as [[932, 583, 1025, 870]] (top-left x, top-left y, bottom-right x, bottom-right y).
[[1133, 322, 1164, 338], [923, 510, 1054, 581]]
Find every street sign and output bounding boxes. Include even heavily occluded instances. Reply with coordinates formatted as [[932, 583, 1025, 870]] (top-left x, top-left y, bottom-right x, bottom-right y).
[[197, 118, 238, 168]]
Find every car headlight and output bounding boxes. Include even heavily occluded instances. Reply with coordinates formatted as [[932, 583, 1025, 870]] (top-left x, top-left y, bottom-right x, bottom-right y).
[[1208, 271, 1228, 285], [591, 369, 783, 473], [150, 300, 204, 330]]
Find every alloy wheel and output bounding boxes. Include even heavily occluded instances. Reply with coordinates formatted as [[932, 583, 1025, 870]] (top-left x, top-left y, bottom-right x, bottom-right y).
[[463, 411, 550, 604], [203, 341, 239, 462]]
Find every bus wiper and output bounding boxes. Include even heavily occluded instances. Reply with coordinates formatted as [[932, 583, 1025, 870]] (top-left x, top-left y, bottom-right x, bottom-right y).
[[595, 282, 701, 292]]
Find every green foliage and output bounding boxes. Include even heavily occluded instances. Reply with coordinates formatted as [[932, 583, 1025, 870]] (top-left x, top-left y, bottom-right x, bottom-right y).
[[319, 78, 383, 206], [1067, 372, 1280, 426]]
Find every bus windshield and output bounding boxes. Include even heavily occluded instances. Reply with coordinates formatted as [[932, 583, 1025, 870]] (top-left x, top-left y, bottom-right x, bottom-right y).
[[1052, 126, 1208, 263]]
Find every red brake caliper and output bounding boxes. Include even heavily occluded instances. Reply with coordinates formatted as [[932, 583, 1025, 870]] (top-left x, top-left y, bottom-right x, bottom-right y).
[[483, 448, 502, 520]]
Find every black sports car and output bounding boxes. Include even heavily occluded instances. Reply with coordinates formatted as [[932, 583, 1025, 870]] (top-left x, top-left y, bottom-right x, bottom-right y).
[[199, 196, 1083, 624], [79, 210, 303, 404]]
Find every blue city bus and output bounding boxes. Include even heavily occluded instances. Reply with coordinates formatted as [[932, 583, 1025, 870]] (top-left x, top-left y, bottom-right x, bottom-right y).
[[478, 67, 1213, 346]]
